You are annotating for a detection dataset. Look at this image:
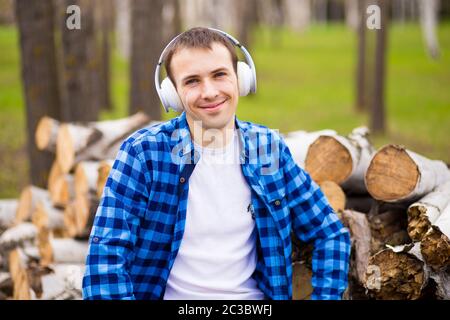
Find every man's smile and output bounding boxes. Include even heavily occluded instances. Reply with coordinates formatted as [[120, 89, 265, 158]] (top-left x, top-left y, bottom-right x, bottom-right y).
[[198, 98, 228, 112]]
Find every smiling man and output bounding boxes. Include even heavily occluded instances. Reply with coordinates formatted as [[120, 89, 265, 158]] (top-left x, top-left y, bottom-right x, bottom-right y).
[[82, 27, 351, 300]]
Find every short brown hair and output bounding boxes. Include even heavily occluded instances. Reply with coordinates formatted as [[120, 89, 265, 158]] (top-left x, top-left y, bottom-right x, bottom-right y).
[[163, 27, 238, 86]]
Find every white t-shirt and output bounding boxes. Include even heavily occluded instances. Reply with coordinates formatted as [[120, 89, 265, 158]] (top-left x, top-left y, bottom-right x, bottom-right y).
[[163, 131, 264, 300]]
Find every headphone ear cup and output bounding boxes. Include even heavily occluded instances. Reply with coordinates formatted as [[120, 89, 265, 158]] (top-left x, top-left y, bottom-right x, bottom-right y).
[[237, 61, 252, 96], [160, 77, 184, 112]]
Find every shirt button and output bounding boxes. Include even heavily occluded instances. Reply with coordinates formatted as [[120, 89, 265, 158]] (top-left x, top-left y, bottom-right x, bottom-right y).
[[274, 200, 281, 206], [180, 177, 186, 183], [92, 237, 99, 243]]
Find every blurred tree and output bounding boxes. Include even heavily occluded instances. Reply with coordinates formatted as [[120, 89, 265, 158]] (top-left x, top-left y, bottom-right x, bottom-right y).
[[419, 0, 440, 59], [355, 0, 367, 112], [115, 0, 131, 59], [370, 0, 388, 134], [236, 0, 258, 50], [129, 0, 164, 119], [15, 0, 61, 187], [59, 0, 102, 121], [98, 0, 113, 111]]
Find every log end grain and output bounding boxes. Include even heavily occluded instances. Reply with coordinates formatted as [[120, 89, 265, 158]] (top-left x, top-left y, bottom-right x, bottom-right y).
[[407, 205, 432, 242], [56, 124, 75, 174], [318, 180, 346, 213], [35, 116, 54, 151], [365, 145, 419, 202], [305, 135, 353, 184], [420, 227, 450, 271], [365, 249, 425, 300]]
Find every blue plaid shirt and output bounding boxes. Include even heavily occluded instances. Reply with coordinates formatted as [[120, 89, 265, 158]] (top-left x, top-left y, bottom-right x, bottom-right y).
[[82, 112, 351, 300]]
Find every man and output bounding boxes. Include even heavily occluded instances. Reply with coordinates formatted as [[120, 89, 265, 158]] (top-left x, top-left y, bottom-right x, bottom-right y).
[[82, 27, 351, 300]]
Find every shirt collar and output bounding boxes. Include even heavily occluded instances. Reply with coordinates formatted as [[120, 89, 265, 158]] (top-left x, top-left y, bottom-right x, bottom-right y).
[[175, 112, 249, 161]]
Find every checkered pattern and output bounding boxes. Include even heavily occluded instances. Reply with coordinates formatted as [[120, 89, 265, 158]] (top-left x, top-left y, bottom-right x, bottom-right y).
[[82, 112, 351, 300]]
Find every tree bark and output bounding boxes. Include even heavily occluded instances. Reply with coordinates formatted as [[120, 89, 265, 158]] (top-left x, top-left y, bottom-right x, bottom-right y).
[[370, 0, 388, 134], [129, 0, 164, 119], [15, 0, 62, 188], [59, 0, 101, 121]]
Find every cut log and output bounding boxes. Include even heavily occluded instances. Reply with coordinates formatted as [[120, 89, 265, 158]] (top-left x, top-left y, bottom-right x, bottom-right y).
[[365, 144, 450, 203], [0, 223, 37, 252], [369, 209, 410, 254], [56, 112, 152, 173], [407, 180, 450, 242], [47, 161, 63, 193], [64, 195, 98, 239], [364, 246, 427, 300], [0, 199, 18, 230], [318, 180, 346, 213], [49, 174, 75, 208], [37, 263, 85, 300], [35, 116, 60, 152], [341, 209, 372, 285], [74, 161, 102, 198], [283, 129, 337, 168], [97, 159, 114, 198], [37, 228, 89, 267], [305, 127, 375, 194], [9, 249, 31, 300], [420, 202, 450, 271], [31, 198, 65, 233], [15, 186, 49, 225], [292, 262, 312, 300]]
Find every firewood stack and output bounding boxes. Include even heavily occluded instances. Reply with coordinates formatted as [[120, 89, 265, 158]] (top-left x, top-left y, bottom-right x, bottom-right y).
[[1, 119, 449, 300], [0, 112, 155, 300], [287, 127, 450, 300]]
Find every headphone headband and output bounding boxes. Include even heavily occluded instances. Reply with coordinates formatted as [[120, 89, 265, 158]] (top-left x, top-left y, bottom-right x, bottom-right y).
[[155, 28, 257, 113]]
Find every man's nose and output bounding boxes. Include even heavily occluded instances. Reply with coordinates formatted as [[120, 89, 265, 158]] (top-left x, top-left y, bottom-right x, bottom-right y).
[[201, 79, 219, 99]]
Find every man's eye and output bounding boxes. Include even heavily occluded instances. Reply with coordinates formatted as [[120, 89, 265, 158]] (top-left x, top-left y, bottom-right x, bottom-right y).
[[185, 79, 198, 85], [215, 72, 226, 78]]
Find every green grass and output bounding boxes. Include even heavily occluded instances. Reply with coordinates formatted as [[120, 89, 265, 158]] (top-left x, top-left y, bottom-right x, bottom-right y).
[[1, 22, 450, 198]]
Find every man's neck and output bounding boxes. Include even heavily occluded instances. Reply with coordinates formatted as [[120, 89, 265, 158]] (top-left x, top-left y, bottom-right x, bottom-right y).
[[188, 118, 235, 149]]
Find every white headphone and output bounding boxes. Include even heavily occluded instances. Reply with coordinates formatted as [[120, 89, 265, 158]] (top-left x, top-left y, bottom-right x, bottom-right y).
[[154, 27, 257, 113]]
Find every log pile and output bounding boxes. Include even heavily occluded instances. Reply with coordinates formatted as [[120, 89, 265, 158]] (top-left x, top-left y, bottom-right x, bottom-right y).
[[1, 119, 449, 300], [0, 112, 157, 300], [289, 127, 450, 300]]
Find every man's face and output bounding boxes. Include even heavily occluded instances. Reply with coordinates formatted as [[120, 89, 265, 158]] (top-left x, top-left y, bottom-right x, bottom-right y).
[[170, 42, 239, 132]]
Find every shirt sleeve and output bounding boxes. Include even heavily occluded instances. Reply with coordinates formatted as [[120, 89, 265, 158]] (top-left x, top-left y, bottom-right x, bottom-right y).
[[280, 139, 351, 300], [82, 139, 150, 300]]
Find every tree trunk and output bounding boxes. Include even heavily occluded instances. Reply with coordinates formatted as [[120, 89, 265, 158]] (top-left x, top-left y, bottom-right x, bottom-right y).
[[356, 0, 367, 112], [370, 0, 388, 134], [365, 145, 450, 203], [0, 223, 37, 252], [129, 0, 164, 119], [60, 0, 101, 122], [15, 0, 62, 188], [115, 0, 131, 59], [318, 181, 346, 213], [97, 160, 114, 198], [419, 0, 440, 59]]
